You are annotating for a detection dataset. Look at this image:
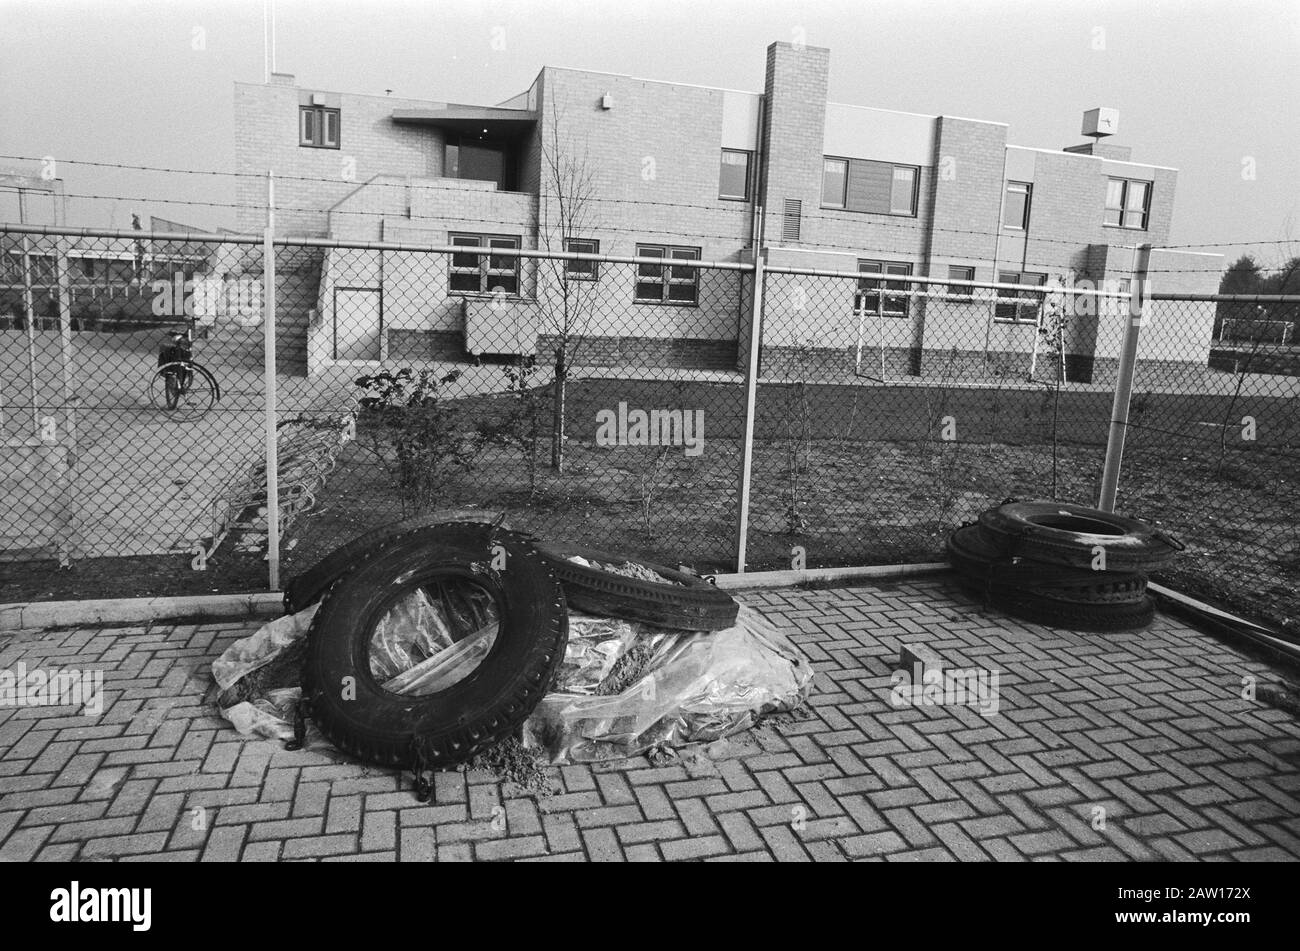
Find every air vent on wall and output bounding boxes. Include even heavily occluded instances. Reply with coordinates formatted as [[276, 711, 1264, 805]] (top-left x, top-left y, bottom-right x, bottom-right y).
[[782, 199, 802, 241]]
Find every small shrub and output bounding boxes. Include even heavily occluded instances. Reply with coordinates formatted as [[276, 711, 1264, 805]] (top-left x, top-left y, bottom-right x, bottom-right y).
[[354, 368, 483, 515]]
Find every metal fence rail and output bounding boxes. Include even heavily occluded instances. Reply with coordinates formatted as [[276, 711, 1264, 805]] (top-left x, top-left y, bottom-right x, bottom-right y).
[[2, 224, 1297, 635]]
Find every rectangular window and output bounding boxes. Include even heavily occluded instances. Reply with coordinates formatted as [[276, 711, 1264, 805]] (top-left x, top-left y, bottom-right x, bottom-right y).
[[857, 260, 913, 318], [994, 271, 1046, 323], [821, 159, 848, 208], [448, 233, 520, 295], [563, 238, 600, 281], [719, 149, 752, 201], [635, 244, 699, 304], [947, 265, 975, 297], [890, 166, 917, 215], [1003, 181, 1031, 230], [1104, 177, 1151, 229], [299, 105, 340, 149], [825, 158, 919, 216]]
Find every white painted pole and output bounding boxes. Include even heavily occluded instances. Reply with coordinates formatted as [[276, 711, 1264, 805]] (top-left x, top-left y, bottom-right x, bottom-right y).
[[264, 171, 281, 590], [19, 189, 39, 435], [734, 241, 765, 572], [1098, 243, 1151, 513], [54, 238, 76, 566]]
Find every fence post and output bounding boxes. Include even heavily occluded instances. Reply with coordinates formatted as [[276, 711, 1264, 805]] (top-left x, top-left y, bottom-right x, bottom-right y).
[[54, 238, 77, 567], [263, 171, 281, 590], [1098, 243, 1151, 512], [734, 243, 765, 572]]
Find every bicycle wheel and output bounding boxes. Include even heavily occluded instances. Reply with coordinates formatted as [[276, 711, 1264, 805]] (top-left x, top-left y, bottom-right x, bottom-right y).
[[151, 362, 218, 419]]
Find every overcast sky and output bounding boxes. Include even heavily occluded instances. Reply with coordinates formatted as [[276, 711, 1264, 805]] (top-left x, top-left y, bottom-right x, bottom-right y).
[[1, 0, 1296, 272]]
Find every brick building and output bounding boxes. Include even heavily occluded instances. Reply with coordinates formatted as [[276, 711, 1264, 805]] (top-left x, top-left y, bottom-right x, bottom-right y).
[[233, 42, 1218, 377]]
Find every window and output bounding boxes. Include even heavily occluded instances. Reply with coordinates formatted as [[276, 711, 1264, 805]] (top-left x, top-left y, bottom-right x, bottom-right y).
[[994, 271, 1046, 322], [299, 105, 340, 149], [1104, 178, 1151, 229], [823, 158, 919, 216], [1003, 182, 1031, 230], [719, 150, 752, 201], [890, 166, 917, 215], [857, 260, 913, 318], [443, 133, 516, 190], [635, 244, 700, 304], [947, 265, 975, 297], [448, 234, 520, 295], [563, 238, 599, 281], [822, 159, 848, 208]]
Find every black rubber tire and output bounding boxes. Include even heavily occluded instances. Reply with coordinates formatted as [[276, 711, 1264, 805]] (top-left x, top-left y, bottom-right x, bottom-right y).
[[301, 523, 567, 770], [992, 591, 1156, 632], [977, 501, 1183, 573], [283, 509, 504, 613], [946, 525, 1147, 605], [535, 541, 738, 631], [955, 576, 1156, 631]]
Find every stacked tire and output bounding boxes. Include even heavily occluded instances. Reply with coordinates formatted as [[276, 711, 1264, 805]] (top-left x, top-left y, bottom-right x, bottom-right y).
[[946, 501, 1183, 632]]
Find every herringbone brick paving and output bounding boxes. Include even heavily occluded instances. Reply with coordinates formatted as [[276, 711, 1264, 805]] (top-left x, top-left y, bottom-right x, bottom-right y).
[[1, 575, 1298, 862]]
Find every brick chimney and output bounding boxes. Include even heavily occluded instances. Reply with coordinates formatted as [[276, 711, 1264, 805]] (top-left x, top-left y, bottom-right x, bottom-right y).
[[760, 41, 830, 244]]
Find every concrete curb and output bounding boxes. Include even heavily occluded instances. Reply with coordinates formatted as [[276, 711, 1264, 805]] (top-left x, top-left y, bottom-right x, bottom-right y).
[[0, 592, 284, 633], [0, 563, 954, 631], [712, 562, 949, 590]]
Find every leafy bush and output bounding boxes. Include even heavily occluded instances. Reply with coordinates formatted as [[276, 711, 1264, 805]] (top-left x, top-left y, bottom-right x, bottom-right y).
[[353, 368, 483, 515]]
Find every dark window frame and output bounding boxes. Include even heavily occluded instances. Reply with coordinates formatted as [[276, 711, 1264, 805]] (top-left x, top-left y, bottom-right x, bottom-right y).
[[447, 233, 522, 297], [1104, 177, 1152, 230], [947, 265, 976, 298], [856, 259, 914, 318], [719, 149, 753, 201], [299, 105, 340, 149], [634, 243, 701, 306], [822, 157, 920, 217], [993, 270, 1046, 323], [1003, 181, 1032, 230], [821, 157, 849, 209], [563, 237, 600, 282]]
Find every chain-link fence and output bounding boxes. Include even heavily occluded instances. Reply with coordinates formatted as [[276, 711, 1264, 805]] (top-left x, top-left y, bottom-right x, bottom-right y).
[[1120, 295, 1300, 628], [0, 229, 271, 595], [2, 225, 1297, 633], [272, 240, 750, 582]]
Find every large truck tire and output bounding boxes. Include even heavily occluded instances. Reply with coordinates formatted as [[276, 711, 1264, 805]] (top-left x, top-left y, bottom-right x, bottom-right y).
[[976, 501, 1182, 573], [283, 509, 504, 614], [301, 523, 567, 770]]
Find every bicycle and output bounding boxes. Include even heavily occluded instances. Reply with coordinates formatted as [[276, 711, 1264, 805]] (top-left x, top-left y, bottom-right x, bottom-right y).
[[150, 324, 221, 419]]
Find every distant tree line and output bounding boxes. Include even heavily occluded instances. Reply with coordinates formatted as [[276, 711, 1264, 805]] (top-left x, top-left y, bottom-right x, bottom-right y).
[[1214, 254, 1300, 343]]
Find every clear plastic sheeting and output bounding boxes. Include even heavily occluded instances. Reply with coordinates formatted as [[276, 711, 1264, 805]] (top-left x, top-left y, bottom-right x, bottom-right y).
[[368, 583, 498, 693], [382, 621, 497, 695], [213, 604, 317, 742], [555, 612, 641, 694], [213, 594, 813, 765], [211, 602, 317, 693], [522, 605, 814, 765]]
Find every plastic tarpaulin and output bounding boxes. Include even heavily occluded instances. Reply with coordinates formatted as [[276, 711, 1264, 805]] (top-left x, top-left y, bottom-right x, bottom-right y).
[[522, 605, 813, 764], [213, 593, 812, 763]]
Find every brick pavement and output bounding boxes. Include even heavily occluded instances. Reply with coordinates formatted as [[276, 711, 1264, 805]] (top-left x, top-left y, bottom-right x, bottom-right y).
[[1, 574, 1298, 862]]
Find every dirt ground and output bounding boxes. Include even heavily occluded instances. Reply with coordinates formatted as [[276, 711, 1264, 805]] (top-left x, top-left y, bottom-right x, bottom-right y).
[[4, 373, 1295, 639]]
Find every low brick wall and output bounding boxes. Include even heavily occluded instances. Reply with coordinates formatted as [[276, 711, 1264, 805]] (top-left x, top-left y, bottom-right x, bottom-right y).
[[384, 328, 738, 371]]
